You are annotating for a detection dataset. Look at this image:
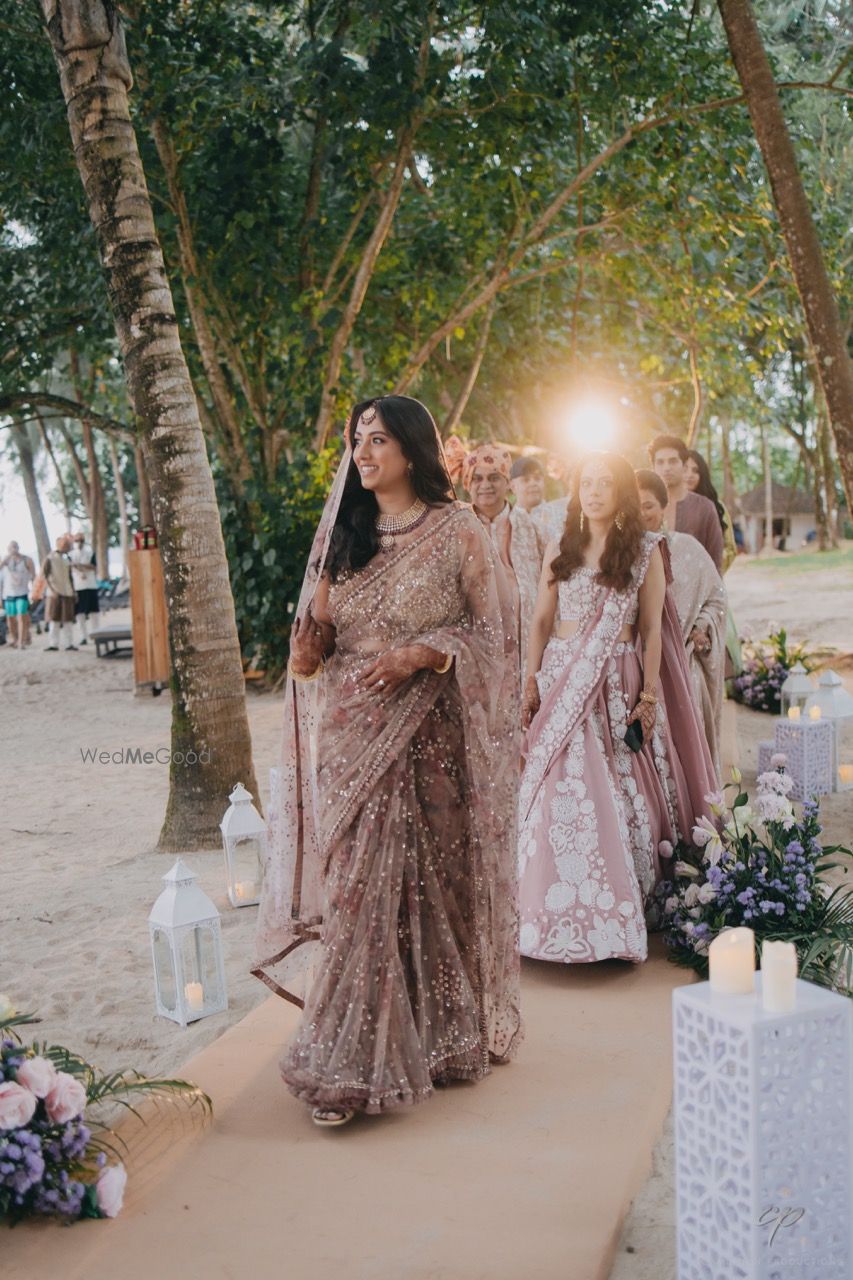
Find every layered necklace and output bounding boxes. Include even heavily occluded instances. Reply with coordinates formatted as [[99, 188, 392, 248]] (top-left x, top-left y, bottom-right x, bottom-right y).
[[375, 498, 428, 550]]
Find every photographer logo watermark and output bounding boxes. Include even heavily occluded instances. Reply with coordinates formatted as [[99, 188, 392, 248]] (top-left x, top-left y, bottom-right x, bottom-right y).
[[80, 746, 212, 766]]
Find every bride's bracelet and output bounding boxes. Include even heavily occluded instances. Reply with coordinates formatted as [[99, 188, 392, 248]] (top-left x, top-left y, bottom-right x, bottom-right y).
[[288, 657, 324, 682], [639, 690, 658, 706]]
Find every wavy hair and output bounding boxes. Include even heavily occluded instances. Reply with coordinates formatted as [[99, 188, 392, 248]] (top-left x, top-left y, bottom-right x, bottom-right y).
[[325, 396, 454, 583], [550, 452, 645, 592], [687, 449, 727, 534]]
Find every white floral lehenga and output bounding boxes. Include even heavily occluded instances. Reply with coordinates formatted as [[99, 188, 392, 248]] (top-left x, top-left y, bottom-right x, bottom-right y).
[[518, 534, 717, 965]]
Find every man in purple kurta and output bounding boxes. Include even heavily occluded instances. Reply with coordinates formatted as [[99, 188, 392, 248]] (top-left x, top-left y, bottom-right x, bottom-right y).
[[648, 434, 723, 572]]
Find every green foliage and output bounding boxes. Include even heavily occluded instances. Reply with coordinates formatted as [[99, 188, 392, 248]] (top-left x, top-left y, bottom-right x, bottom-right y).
[[217, 445, 339, 670], [1, 0, 849, 657]]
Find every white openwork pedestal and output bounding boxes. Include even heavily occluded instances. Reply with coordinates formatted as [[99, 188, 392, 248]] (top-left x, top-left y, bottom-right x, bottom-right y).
[[673, 975, 853, 1280], [757, 719, 833, 801]]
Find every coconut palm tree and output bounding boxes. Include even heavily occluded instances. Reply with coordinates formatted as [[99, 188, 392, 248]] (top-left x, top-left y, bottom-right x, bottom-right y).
[[41, 0, 258, 849]]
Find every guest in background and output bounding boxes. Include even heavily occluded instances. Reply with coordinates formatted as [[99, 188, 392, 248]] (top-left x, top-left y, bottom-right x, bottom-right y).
[[637, 470, 727, 777], [511, 455, 546, 514], [464, 444, 543, 674], [648, 434, 723, 572], [684, 450, 737, 572], [511, 454, 569, 543], [684, 448, 742, 678], [0, 541, 35, 649], [69, 531, 99, 646], [41, 534, 77, 651]]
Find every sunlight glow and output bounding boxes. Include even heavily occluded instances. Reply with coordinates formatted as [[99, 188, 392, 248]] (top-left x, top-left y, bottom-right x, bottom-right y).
[[560, 398, 620, 452]]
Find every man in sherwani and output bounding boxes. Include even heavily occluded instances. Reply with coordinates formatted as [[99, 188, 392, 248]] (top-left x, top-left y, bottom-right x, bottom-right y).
[[464, 444, 543, 679]]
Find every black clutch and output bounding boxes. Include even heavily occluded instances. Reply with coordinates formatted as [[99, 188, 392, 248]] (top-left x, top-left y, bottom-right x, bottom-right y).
[[624, 719, 644, 753]]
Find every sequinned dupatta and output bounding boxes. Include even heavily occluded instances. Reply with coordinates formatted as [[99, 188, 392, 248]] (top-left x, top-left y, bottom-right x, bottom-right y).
[[254, 477, 522, 1060]]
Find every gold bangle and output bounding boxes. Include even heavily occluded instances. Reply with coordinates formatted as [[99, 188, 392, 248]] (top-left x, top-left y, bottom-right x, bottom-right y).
[[639, 691, 657, 705], [288, 657, 324, 682], [432, 652, 452, 674]]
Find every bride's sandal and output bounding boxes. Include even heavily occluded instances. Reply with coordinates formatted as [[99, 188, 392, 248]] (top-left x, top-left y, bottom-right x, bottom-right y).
[[311, 1106, 355, 1128]]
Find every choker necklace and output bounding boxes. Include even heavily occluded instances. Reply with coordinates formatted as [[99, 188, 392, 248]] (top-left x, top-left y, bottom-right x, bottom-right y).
[[375, 498, 428, 550]]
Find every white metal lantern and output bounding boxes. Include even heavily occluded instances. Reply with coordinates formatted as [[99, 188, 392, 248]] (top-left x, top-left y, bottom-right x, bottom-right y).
[[148, 859, 228, 1026], [220, 782, 266, 907], [804, 669, 853, 791], [780, 662, 814, 718]]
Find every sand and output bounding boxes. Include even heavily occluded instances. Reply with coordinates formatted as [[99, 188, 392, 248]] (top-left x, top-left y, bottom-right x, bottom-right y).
[[1, 550, 851, 1277]]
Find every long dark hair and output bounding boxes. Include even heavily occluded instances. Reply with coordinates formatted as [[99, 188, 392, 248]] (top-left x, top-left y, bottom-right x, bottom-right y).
[[550, 452, 644, 592], [325, 395, 454, 582], [687, 449, 727, 534]]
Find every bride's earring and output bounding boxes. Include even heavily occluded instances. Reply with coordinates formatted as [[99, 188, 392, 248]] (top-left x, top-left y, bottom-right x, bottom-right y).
[[407, 462, 414, 475], [615, 511, 624, 532], [579, 511, 585, 533]]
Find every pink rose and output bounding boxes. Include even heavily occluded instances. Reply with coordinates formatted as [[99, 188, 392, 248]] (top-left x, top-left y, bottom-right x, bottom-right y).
[[44, 1071, 87, 1124], [15, 1055, 58, 1099], [96, 1163, 128, 1218], [0, 1080, 38, 1130], [771, 753, 787, 768], [658, 840, 674, 858]]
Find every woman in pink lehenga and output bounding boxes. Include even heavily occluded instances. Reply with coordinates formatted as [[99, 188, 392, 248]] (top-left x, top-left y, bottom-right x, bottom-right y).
[[518, 453, 717, 965], [254, 396, 521, 1126]]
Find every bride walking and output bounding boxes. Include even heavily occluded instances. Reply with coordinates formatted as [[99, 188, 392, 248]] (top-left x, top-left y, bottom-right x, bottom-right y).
[[518, 452, 716, 966], [254, 395, 521, 1125]]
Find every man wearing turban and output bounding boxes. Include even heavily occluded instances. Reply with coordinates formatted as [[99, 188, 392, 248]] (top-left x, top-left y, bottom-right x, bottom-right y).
[[463, 443, 543, 681]]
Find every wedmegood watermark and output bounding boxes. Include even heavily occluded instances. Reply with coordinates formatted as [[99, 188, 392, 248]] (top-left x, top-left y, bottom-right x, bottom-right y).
[[79, 747, 212, 766]]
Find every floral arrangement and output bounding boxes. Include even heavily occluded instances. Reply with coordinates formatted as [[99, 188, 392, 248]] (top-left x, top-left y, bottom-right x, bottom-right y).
[[658, 762, 853, 990], [0, 1002, 210, 1226], [732, 626, 815, 714]]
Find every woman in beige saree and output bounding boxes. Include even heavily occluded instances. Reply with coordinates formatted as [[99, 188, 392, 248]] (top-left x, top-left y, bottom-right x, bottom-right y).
[[637, 470, 727, 778], [254, 396, 521, 1125]]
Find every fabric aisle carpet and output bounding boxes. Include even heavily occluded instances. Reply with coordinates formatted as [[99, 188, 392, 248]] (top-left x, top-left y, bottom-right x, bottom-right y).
[[5, 939, 687, 1280]]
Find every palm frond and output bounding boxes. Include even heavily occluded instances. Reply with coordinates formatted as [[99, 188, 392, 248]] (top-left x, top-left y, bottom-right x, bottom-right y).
[[85, 1071, 212, 1118]]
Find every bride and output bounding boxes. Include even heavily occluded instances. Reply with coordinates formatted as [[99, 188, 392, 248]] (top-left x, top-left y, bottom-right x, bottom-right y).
[[517, 452, 716, 965], [254, 395, 521, 1125]]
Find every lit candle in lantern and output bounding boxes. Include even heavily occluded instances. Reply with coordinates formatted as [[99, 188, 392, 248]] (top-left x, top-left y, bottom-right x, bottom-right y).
[[809, 705, 822, 721], [185, 982, 204, 1012], [787, 706, 801, 721], [234, 881, 256, 902], [839, 765, 853, 785], [761, 941, 797, 1013], [709, 927, 755, 995]]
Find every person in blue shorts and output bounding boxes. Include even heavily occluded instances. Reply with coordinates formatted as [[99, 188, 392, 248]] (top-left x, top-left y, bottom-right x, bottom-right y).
[[0, 542, 35, 649]]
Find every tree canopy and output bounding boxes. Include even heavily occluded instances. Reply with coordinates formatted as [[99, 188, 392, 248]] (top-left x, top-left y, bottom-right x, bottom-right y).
[[2, 0, 850, 662]]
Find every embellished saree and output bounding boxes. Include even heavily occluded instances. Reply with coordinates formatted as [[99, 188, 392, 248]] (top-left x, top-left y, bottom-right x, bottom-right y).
[[517, 533, 717, 965], [254, 501, 522, 1113]]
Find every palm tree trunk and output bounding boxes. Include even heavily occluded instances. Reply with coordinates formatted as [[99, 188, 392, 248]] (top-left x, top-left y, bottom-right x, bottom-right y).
[[717, 0, 853, 512], [42, 0, 258, 849], [10, 419, 51, 563], [761, 423, 774, 554], [108, 436, 129, 582]]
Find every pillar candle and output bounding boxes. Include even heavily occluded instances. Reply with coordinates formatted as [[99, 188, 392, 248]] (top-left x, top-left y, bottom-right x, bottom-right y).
[[809, 705, 822, 721], [761, 941, 797, 1013], [787, 706, 801, 721], [184, 981, 204, 1012], [709, 927, 755, 995]]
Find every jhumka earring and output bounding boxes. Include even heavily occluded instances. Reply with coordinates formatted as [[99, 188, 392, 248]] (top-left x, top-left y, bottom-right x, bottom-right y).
[[579, 511, 585, 533], [615, 511, 624, 532], [407, 462, 414, 475]]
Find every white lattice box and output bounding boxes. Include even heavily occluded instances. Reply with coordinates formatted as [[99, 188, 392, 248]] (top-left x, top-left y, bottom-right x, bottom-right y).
[[771, 719, 833, 801], [674, 976, 853, 1280]]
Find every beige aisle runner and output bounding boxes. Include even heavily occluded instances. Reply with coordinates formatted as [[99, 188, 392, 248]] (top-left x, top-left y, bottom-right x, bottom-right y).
[[6, 939, 689, 1280]]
